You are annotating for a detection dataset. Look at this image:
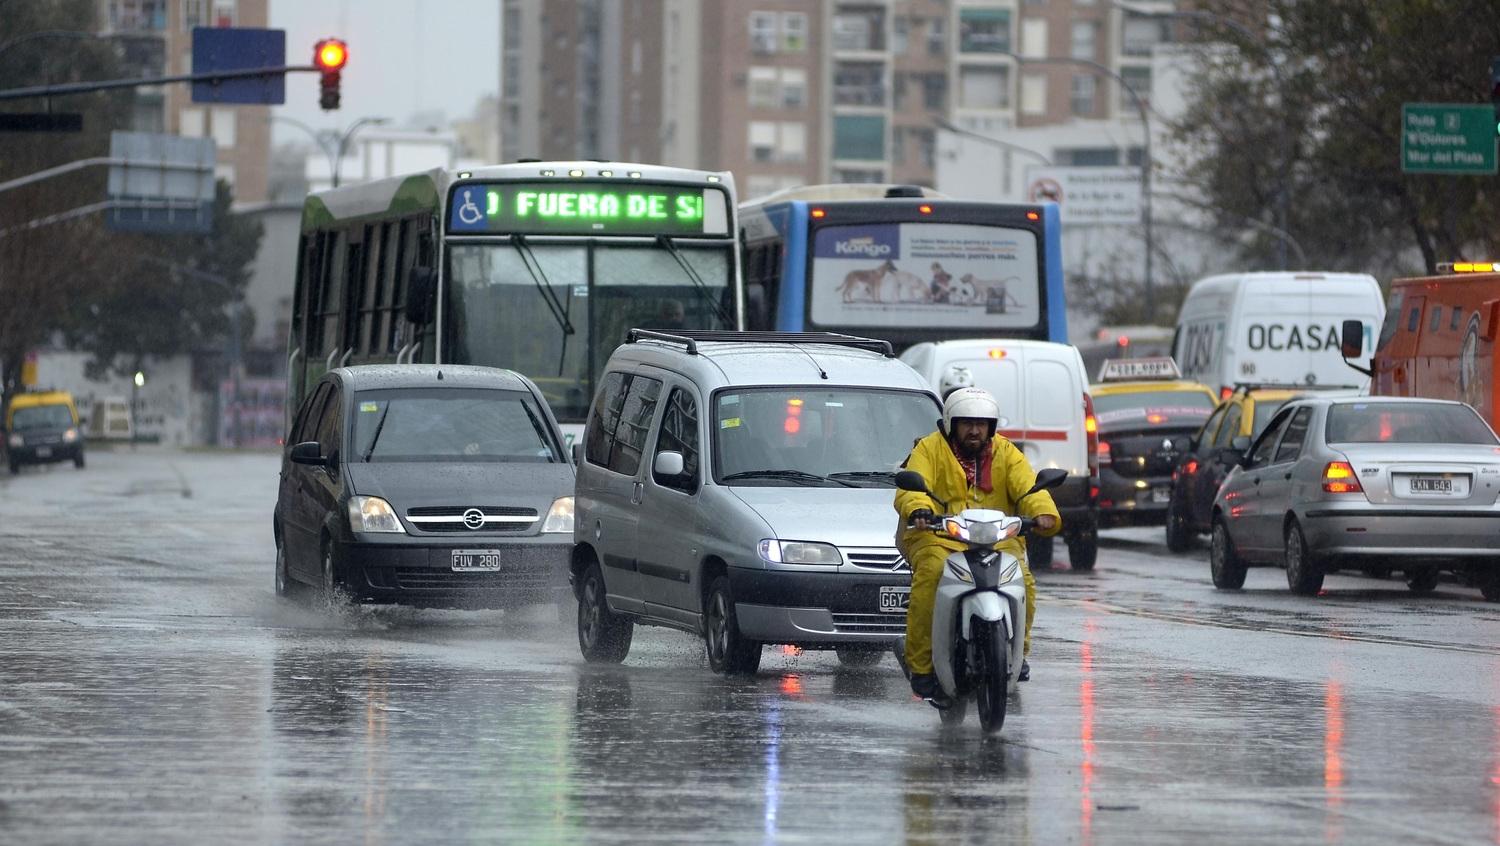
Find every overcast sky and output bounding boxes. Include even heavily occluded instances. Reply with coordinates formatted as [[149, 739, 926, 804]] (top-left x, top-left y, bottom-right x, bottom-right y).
[[268, 0, 499, 145]]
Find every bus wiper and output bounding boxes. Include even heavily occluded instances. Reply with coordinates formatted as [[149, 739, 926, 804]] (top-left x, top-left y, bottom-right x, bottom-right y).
[[720, 469, 858, 488], [511, 234, 575, 338], [362, 402, 392, 462], [655, 234, 734, 328]]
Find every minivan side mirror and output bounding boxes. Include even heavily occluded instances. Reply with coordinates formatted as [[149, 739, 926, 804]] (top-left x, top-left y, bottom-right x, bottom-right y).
[[1023, 468, 1068, 498], [404, 265, 436, 325], [1339, 319, 1364, 358], [653, 450, 685, 478], [289, 441, 327, 466]]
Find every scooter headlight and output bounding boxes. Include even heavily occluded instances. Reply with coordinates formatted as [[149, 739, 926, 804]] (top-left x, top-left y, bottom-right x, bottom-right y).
[[946, 560, 974, 583], [968, 521, 1001, 545]]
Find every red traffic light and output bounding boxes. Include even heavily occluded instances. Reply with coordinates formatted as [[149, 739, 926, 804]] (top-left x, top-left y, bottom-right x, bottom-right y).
[[315, 39, 348, 71]]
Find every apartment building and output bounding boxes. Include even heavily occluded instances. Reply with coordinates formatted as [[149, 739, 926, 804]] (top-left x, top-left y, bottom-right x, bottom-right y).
[[500, 0, 1180, 199], [99, 0, 271, 203]]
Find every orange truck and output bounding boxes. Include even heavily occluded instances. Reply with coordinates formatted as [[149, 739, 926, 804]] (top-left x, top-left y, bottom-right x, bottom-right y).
[[1340, 263, 1500, 428]]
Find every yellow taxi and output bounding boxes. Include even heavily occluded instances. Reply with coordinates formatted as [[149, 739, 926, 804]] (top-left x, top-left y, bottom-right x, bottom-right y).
[[5, 390, 85, 474], [1089, 358, 1218, 528]]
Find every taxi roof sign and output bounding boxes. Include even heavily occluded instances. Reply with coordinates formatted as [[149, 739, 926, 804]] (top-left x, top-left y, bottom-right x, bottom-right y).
[[1097, 356, 1182, 382]]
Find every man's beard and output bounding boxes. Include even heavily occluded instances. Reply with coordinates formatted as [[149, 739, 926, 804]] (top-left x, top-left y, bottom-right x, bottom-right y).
[[955, 434, 988, 459]]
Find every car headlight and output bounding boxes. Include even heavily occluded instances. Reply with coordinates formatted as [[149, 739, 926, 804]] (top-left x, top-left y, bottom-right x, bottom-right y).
[[540, 496, 574, 533], [758, 539, 842, 566], [347, 496, 404, 533], [7, 433, 22, 448], [62, 428, 78, 443]]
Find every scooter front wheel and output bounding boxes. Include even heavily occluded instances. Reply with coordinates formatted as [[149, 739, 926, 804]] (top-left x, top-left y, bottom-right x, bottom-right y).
[[975, 621, 1009, 734]]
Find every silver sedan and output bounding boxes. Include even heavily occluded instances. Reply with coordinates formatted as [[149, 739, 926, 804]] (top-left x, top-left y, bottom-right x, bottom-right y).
[[1208, 396, 1500, 599]]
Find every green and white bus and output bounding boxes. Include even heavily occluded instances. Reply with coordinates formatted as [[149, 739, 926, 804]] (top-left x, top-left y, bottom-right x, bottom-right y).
[[287, 162, 742, 441]]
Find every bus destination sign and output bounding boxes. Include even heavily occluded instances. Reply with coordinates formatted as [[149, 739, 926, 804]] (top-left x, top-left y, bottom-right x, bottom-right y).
[[447, 181, 729, 236]]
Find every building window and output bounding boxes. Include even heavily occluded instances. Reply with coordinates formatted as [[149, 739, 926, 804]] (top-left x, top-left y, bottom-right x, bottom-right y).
[[833, 114, 885, 161], [779, 121, 806, 163], [832, 9, 885, 52], [782, 12, 808, 52], [915, 128, 936, 169], [1070, 74, 1096, 116], [782, 68, 807, 109], [893, 16, 910, 54], [835, 168, 885, 184], [1020, 19, 1047, 58], [1021, 73, 1047, 115], [1122, 15, 1170, 57], [749, 121, 777, 162], [1120, 66, 1151, 113], [750, 11, 778, 55], [892, 71, 908, 109], [922, 73, 947, 110], [834, 62, 885, 107], [891, 127, 907, 164], [183, 0, 205, 29], [959, 8, 1011, 54], [927, 16, 946, 55], [179, 106, 205, 137], [959, 66, 1009, 110], [211, 0, 234, 26], [1070, 21, 1097, 61], [748, 66, 779, 108], [1060, 147, 1119, 166], [210, 107, 236, 148]]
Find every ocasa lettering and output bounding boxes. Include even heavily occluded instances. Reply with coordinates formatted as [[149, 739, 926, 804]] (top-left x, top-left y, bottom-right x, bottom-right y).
[[1246, 323, 1346, 352]]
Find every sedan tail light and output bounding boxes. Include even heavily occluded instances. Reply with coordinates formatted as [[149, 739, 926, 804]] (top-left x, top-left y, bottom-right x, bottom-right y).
[[1321, 461, 1363, 494], [1097, 440, 1112, 467]]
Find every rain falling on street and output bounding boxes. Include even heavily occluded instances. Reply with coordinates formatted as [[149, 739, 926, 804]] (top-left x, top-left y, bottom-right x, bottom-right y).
[[4, 449, 1500, 844]]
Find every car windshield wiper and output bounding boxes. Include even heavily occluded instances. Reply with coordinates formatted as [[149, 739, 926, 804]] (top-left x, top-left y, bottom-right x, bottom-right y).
[[828, 470, 897, 485], [362, 402, 393, 462], [655, 234, 734, 328], [720, 469, 857, 487]]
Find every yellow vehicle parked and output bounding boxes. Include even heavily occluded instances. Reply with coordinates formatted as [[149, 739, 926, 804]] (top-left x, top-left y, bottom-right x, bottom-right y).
[[5, 391, 85, 474]]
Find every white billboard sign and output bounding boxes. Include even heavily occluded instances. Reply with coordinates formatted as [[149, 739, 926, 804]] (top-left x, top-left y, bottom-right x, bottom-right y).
[[1025, 166, 1141, 225]]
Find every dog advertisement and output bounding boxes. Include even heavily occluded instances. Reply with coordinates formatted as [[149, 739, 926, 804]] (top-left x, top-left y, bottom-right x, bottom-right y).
[[808, 223, 1040, 329]]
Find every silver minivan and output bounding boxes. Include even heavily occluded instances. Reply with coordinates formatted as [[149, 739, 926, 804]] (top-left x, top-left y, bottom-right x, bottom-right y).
[[571, 330, 942, 674]]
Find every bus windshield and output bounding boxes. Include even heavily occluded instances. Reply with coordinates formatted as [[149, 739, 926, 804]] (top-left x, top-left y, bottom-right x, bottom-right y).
[[807, 222, 1041, 332], [445, 241, 734, 423]]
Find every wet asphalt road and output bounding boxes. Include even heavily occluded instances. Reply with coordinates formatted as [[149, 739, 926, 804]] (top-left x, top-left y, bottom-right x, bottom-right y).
[[3, 449, 1500, 845]]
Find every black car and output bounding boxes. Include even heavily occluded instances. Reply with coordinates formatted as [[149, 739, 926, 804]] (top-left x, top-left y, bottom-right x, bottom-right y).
[[274, 365, 575, 608], [1092, 382, 1218, 528]]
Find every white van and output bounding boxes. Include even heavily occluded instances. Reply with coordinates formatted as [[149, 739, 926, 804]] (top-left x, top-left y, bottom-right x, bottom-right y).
[[1173, 272, 1385, 396], [899, 339, 1097, 570]]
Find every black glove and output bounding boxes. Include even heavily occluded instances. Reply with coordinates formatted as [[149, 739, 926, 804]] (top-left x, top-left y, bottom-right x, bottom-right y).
[[910, 508, 936, 528]]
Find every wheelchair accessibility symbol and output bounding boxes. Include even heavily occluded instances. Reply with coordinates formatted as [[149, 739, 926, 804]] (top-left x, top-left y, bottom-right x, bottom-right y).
[[455, 189, 484, 226]]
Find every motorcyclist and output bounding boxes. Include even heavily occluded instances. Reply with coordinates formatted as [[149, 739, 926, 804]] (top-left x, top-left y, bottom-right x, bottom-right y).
[[894, 386, 1061, 701]]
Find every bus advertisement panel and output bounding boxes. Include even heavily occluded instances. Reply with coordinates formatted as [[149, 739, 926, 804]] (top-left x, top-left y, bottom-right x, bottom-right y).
[[807, 222, 1040, 331]]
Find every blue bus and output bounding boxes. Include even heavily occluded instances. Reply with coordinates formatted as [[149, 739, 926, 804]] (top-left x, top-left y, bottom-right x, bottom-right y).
[[739, 185, 1065, 351]]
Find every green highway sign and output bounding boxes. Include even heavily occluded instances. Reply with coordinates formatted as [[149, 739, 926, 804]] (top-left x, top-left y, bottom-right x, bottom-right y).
[[1401, 103, 1497, 174]]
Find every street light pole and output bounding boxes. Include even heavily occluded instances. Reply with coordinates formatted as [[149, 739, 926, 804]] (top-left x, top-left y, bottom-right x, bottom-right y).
[[332, 117, 391, 188], [992, 50, 1156, 320], [266, 115, 390, 190]]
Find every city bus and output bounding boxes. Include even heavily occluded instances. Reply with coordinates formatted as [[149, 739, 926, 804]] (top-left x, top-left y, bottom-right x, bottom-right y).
[[738, 184, 1065, 350], [287, 162, 742, 442]]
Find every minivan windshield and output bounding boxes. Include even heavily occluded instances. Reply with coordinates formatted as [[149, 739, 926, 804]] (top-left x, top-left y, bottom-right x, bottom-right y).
[[1326, 402, 1498, 445], [11, 404, 73, 431], [352, 388, 561, 462], [713, 388, 938, 486]]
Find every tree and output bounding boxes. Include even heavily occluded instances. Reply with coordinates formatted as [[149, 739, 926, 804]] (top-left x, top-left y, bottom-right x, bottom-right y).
[[0, 0, 136, 412], [1172, 0, 1500, 275], [62, 181, 264, 381]]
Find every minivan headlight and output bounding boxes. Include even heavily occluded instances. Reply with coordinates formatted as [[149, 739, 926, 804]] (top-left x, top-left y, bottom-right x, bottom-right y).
[[347, 496, 404, 533], [758, 539, 842, 566], [7, 433, 22, 448], [540, 496, 575, 533], [63, 428, 79, 443]]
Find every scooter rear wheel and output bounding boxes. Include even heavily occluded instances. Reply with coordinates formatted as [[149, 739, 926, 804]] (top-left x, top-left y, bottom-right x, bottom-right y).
[[975, 621, 1009, 734]]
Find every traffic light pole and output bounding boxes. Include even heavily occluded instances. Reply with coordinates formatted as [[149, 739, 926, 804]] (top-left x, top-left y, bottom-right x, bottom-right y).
[[0, 65, 319, 103]]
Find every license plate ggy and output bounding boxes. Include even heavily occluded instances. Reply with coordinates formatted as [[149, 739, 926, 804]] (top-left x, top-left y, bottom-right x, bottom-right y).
[[451, 549, 504, 572], [879, 586, 910, 613]]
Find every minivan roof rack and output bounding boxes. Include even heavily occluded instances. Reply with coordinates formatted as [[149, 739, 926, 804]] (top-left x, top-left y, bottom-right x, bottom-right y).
[[626, 329, 893, 357]]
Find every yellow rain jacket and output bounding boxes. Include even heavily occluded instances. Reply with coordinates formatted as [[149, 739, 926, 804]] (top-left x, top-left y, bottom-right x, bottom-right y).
[[895, 431, 1061, 558]]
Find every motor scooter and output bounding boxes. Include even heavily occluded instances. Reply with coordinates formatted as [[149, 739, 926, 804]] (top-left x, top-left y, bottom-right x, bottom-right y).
[[893, 467, 1067, 733]]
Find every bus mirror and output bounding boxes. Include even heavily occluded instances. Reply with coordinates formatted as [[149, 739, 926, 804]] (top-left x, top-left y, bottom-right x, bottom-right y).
[[1339, 320, 1363, 358], [405, 266, 436, 325]]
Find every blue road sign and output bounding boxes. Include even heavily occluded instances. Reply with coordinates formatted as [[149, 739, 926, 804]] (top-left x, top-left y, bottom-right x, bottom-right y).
[[191, 27, 286, 105]]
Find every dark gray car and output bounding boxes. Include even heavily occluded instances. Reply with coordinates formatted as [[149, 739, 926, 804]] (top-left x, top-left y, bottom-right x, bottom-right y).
[[1209, 396, 1500, 600], [274, 365, 575, 608]]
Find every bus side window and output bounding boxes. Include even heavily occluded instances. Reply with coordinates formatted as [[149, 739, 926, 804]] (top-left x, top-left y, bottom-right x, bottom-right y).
[[388, 218, 416, 354], [412, 219, 437, 363], [339, 226, 368, 361], [358, 223, 384, 356], [315, 230, 347, 365]]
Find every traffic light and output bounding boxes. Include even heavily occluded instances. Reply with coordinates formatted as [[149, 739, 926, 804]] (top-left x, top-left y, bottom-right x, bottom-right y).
[[314, 38, 347, 111], [1491, 57, 1500, 136]]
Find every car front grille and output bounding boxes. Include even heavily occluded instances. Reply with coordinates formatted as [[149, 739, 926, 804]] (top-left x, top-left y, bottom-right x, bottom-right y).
[[405, 505, 538, 533], [832, 612, 907, 634], [842, 547, 909, 572]]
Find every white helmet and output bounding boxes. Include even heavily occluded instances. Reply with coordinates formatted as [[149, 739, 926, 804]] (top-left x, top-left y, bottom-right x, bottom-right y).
[[943, 387, 1000, 437], [938, 365, 975, 399]]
